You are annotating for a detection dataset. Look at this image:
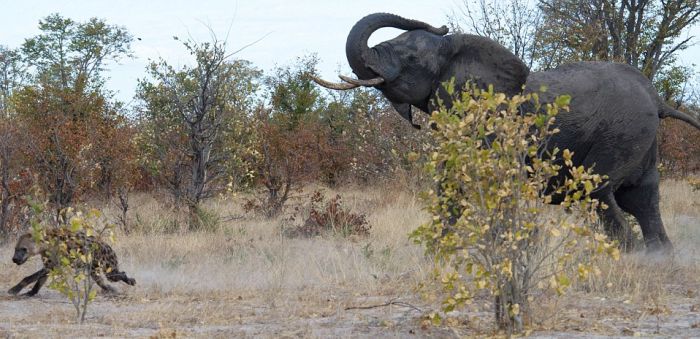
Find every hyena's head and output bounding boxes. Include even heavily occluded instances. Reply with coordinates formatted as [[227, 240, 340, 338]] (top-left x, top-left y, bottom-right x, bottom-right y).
[[12, 233, 39, 265]]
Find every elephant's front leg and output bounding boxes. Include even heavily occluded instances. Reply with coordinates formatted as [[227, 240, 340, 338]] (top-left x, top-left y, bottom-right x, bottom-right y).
[[8, 268, 48, 296]]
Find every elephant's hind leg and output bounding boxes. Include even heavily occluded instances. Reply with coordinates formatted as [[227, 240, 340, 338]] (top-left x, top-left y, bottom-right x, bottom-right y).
[[598, 191, 636, 251], [614, 168, 671, 253]]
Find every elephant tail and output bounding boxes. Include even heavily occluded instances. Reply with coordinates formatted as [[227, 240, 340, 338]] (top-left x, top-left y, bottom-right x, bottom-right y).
[[659, 104, 700, 131]]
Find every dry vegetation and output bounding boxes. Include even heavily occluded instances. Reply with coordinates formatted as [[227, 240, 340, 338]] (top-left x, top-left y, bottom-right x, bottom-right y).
[[1, 7, 699, 338], [0, 179, 696, 337]]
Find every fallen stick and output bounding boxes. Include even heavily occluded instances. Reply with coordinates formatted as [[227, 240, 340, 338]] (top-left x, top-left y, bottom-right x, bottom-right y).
[[345, 298, 422, 312]]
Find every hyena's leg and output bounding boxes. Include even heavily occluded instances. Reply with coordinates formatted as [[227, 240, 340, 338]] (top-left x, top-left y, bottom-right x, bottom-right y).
[[106, 270, 136, 286], [91, 271, 117, 293], [8, 268, 48, 296], [25, 272, 49, 297]]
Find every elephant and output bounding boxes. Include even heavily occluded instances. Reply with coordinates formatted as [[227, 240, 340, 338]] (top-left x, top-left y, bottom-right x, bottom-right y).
[[313, 12, 700, 252]]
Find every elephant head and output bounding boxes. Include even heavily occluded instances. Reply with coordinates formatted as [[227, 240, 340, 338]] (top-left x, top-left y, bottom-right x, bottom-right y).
[[313, 13, 530, 129]]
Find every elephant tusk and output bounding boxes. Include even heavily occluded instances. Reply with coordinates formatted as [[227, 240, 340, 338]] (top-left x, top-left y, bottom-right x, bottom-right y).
[[338, 75, 384, 86], [311, 76, 360, 90]]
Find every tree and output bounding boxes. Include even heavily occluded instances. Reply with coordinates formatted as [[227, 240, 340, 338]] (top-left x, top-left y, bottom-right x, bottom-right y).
[[655, 63, 696, 107], [658, 117, 700, 174], [21, 14, 132, 92], [450, 1, 700, 83], [320, 86, 428, 185], [136, 80, 190, 204], [13, 14, 133, 212], [243, 56, 343, 215], [265, 55, 325, 129], [321, 87, 384, 183], [249, 108, 328, 217], [447, 0, 543, 68], [137, 36, 261, 227], [0, 46, 29, 235], [0, 46, 27, 117], [537, 0, 700, 80], [0, 119, 31, 236]]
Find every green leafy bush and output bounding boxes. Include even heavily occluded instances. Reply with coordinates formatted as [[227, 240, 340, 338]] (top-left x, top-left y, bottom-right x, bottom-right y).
[[29, 196, 115, 324], [411, 83, 618, 334]]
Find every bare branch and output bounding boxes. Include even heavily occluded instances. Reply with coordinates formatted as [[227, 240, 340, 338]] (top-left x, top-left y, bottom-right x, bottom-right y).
[[344, 298, 422, 312]]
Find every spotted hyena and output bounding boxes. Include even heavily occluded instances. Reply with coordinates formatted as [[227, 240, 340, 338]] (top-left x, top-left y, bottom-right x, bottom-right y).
[[9, 228, 136, 296]]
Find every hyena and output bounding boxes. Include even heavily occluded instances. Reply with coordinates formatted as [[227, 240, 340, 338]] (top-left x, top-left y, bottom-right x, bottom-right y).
[[9, 228, 135, 296]]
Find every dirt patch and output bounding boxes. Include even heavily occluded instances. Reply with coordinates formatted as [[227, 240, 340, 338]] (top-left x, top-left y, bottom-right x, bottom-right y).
[[0, 289, 457, 338]]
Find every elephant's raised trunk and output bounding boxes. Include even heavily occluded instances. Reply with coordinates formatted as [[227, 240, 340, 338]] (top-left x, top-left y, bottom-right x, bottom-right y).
[[345, 12, 449, 80], [312, 13, 449, 91]]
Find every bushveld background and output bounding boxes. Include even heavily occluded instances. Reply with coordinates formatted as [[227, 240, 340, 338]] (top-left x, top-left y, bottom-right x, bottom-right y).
[[0, 0, 699, 337]]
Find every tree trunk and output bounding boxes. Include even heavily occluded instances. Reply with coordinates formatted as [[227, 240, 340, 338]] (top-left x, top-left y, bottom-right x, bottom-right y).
[[495, 277, 529, 335]]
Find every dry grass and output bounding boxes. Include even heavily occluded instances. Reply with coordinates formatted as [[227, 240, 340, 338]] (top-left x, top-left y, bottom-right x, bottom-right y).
[[0, 180, 698, 337], [592, 179, 700, 298], [118, 187, 430, 295], [531, 179, 700, 336]]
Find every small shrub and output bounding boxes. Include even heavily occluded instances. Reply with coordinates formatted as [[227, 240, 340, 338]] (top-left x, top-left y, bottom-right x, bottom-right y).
[[28, 196, 115, 324], [283, 190, 370, 238], [247, 114, 333, 218], [411, 83, 618, 334]]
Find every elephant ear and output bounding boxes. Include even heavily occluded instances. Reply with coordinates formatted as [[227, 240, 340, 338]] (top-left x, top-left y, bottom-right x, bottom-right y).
[[438, 35, 529, 99]]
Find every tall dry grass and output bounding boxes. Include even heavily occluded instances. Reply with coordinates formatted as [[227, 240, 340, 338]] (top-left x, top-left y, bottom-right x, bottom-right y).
[[104, 187, 433, 299], [96, 179, 700, 303]]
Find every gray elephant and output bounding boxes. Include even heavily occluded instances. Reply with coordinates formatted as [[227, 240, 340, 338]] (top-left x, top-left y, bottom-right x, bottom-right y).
[[313, 13, 700, 251]]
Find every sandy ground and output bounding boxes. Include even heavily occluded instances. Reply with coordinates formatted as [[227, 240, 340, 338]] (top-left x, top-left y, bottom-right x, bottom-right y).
[[0, 289, 453, 338], [0, 181, 698, 338], [0, 279, 697, 338]]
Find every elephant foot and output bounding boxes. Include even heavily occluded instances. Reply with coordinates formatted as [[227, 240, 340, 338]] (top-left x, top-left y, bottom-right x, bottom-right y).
[[644, 237, 673, 256]]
